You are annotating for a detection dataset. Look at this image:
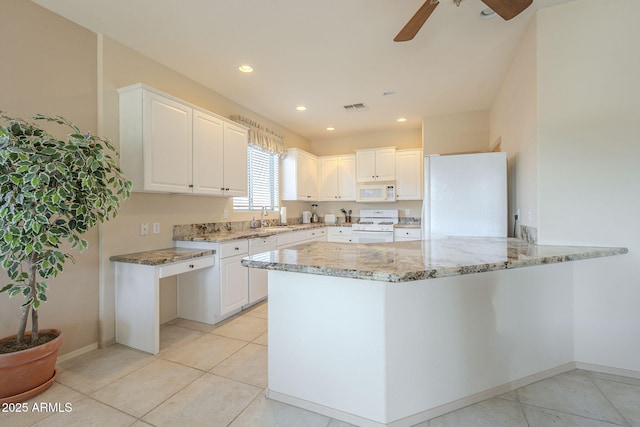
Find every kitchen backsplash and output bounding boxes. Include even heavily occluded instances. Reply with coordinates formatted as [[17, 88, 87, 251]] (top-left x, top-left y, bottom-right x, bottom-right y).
[[398, 216, 421, 225], [519, 225, 538, 244]]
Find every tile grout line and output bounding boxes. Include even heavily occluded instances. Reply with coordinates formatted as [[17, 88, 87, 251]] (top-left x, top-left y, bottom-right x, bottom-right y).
[[586, 373, 633, 427], [224, 386, 268, 427]]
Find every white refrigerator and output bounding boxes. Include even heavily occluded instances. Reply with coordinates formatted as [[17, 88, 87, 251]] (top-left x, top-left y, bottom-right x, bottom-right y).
[[422, 152, 507, 239]]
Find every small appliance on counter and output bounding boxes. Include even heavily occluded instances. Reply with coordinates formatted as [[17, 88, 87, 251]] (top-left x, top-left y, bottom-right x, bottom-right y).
[[279, 207, 287, 225], [324, 213, 336, 224], [302, 211, 312, 224], [311, 204, 318, 223]]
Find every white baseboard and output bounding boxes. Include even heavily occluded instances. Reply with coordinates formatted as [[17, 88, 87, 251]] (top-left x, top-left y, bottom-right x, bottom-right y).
[[575, 361, 640, 380], [267, 362, 578, 427], [389, 362, 577, 427], [56, 342, 99, 364], [267, 389, 387, 427]]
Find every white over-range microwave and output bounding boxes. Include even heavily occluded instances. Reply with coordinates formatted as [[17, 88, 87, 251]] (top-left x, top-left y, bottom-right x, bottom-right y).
[[356, 182, 396, 203]]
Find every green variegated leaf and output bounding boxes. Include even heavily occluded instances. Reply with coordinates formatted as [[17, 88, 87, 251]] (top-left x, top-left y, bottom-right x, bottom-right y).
[[1, 112, 131, 340]]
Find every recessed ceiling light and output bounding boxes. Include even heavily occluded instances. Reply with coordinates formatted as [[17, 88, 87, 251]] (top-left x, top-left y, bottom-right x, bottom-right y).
[[238, 65, 254, 73], [326, 127, 335, 131], [383, 91, 396, 97], [296, 106, 307, 111], [480, 8, 497, 19], [397, 117, 407, 123]]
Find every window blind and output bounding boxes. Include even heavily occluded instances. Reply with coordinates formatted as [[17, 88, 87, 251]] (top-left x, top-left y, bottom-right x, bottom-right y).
[[234, 146, 279, 211]]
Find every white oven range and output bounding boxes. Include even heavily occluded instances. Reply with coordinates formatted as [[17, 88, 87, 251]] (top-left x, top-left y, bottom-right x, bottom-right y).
[[351, 209, 398, 243]]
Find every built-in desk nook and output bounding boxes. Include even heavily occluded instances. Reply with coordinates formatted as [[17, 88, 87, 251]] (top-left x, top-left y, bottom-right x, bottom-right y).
[[110, 248, 215, 354]]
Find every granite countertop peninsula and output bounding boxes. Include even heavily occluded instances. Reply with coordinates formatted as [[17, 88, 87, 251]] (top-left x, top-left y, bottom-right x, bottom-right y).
[[110, 247, 215, 266], [241, 237, 628, 283]]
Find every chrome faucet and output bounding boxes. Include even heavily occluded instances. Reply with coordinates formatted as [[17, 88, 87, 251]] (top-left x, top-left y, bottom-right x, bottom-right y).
[[261, 206, 268, 227]]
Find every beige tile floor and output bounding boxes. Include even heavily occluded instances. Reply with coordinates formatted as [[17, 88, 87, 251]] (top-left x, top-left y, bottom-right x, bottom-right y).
[[2, 300, 639, 427]]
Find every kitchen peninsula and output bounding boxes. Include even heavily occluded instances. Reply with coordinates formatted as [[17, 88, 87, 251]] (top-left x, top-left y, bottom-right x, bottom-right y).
[[241, 238, 627, 427]]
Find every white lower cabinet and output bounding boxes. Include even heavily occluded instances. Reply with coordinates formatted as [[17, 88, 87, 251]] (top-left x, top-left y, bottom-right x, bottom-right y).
[[394, 227, 422, 241], [247, 236, 277, 306], [176, 240, 248, 323], [219, 241, 249, 316], [306, 228, 327, 241], [327, 226, 354, 243], [277, 230, 309, 248], [175, 228, 326, 324]]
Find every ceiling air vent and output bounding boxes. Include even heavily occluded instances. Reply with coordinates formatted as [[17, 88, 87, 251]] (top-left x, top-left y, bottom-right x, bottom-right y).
[[343, 103, 368, 112]]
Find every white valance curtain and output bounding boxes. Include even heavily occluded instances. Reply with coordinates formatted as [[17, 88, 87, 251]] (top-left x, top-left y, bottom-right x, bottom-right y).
[[230, 115, 286, 158]]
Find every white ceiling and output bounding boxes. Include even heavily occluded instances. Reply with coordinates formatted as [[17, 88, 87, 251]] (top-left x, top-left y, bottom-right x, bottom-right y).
[[33, 0, 574, 140]]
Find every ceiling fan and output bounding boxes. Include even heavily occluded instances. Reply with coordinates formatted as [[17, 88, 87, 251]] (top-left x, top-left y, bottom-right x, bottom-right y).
[[394, 0, 533, 42]]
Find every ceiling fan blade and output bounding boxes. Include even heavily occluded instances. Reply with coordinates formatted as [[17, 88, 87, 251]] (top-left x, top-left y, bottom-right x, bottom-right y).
[[481, 0, 533, 20], [394, 0, 439, 42]]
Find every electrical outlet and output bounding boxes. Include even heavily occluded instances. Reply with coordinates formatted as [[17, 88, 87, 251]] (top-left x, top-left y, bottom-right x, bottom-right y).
[[405, 208, 410, 216], [223, 210, 228, 219], [528, 208, 533, 222], [153, 222, 160, 234], [140, 223, 149, 236]]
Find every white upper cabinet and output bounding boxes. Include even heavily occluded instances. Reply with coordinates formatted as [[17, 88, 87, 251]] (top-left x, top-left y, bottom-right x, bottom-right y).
[[319, 154, 356, 201], [395, 149, 423, 200], [118, 84, 247, 196], [139, 90, 193, 193], [221, 122, 249, 196], [356, 147, 396, 182], [192, 109, 224, 195], [282, 148, 319, 201]]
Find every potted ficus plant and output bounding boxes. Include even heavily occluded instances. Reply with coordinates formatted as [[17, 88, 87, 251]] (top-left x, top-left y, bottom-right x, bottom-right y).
[[0, 112, 131, 403]]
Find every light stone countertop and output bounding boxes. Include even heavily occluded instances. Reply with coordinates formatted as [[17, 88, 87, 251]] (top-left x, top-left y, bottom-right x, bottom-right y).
[[240, 237, 628, 283], [173, 223, 332, 243], [173, 222, 419, 243], [110, 248, 215, 266]]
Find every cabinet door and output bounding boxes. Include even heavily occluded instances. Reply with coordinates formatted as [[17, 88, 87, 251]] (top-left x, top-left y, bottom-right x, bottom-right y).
[[356, 150, 377, 182], [298, 151, 318, 200], [143, 91, 193, 192], [220, 254, 249, 316], [395, 149, 423, 200], [192, 110, 224, 195], [375, 148, 397, 181], [337, 155, 356, 200], [320, 156, 339, 200], [223, 123, 248, 196]]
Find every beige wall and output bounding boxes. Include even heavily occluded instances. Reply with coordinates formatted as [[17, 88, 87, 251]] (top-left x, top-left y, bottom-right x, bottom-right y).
[[0, 1, 314, 353], [98, 36, 314, 344], [309, 128, 421, 156], [422, 110, 490, 155], [0, 0, 99, 355], [536, 0, 640, 371], [490, 15, 539, 236], [490, 0, 640, 372]]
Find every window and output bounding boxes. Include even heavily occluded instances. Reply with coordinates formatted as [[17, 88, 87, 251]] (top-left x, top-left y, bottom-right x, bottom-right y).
[[234, 146, 279, 211]]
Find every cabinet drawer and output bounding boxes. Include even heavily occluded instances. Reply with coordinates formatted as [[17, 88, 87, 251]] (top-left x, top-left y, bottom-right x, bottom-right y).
[[394, 228, 422, 240], [328, 226, 353, 237], [159, 256, 214, 279], [331, 235, 355, 243], [291, 230, 308, 243], [306, 228, 326, 240], [220, 240, 249, 258]]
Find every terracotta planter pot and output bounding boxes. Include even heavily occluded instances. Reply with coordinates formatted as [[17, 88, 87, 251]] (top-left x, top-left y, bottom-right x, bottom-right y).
[[0, 329, 63, 404]]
